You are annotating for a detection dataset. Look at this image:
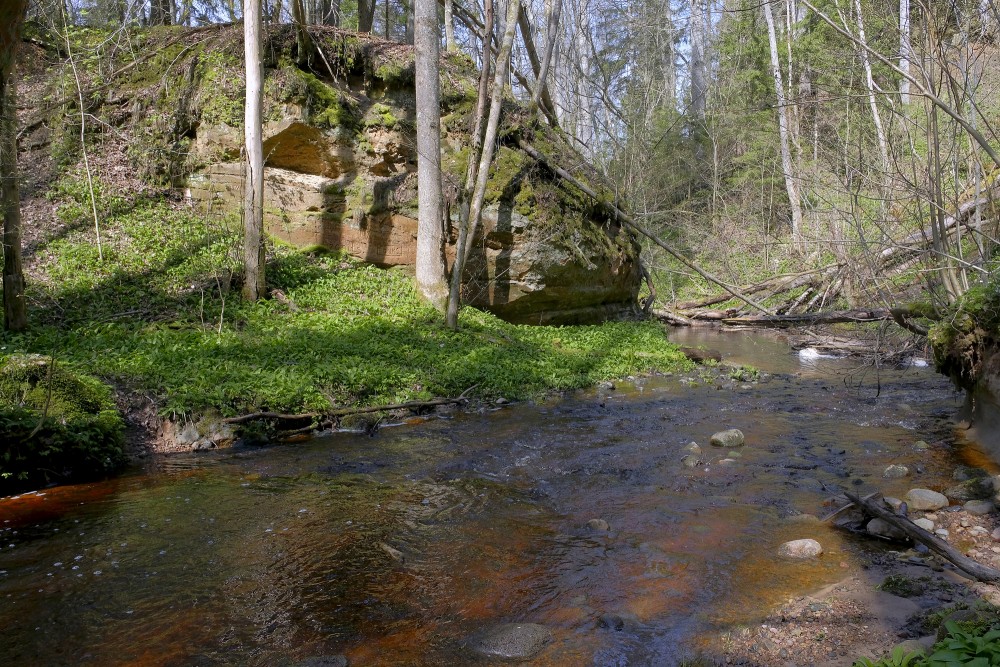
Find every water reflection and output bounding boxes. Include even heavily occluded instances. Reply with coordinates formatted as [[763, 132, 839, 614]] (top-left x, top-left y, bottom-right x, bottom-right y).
[[0, 332, 966, 665]]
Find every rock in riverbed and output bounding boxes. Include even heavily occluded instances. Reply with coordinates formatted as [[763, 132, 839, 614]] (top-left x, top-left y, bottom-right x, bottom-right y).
[[867, 518, 907, 540], [469, 623, 552, 660], [710, 429, 745, 448], [905, 489, 949, 511], [944, 477, 995, 502], [883, 465, 909, 479], [778, 539, 823, 559], [587, 518, 610, 531], [965, 500, 994, 515]]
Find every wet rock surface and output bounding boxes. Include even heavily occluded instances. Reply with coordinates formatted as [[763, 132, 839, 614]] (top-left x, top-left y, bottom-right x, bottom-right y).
[[468, 623, 553, 660]]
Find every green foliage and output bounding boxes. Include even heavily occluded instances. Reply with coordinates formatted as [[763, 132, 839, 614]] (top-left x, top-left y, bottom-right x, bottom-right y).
[[878, 574, 927, 598], [727, 365, 758, 382], [925, 623, 1000, 665], [853, 613, 1000, 666], [0, 355, 125, 494], [852, 646, 925, 667], [4, 178, 691, 426]]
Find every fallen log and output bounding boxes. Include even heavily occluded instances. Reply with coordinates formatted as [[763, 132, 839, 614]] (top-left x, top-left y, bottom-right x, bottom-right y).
[[651, 308, 693, 326], [845, 491, 1000, 583], [673, 266, 834, 311], [722, 309, 893, 326]]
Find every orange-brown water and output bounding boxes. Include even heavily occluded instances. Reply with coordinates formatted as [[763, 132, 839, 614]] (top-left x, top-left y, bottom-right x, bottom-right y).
[[0, 332, 969, 665]]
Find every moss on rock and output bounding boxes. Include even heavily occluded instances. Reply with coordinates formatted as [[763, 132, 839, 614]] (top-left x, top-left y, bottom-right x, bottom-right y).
[[0, 355, 126, 494]]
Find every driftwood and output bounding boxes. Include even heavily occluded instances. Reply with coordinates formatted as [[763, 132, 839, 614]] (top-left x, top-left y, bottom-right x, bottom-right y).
[[651, 308, 693, 326], [674, 265, 836, 311], [723, 308, 894, 326], [845, 491, 1000, 583], [722, 306, 931, 335]]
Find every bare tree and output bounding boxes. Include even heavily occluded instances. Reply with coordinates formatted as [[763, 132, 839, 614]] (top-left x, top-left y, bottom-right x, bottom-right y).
[[1, 0, 28, 332], [243, 0, 266, 301]]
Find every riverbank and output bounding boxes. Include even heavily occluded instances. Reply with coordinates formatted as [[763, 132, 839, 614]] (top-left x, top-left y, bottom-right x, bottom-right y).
[[0, 181, 691, 493]]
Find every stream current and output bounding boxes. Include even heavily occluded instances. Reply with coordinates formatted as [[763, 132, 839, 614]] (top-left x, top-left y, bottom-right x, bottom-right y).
[[0, 330, 980, 665]]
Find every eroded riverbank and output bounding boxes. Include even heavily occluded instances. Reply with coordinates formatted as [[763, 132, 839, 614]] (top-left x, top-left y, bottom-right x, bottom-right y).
[[0, 331, 983, 665]]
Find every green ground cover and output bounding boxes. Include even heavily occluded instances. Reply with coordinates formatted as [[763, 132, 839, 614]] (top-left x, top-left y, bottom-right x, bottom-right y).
[[0, 178, 690, 491]]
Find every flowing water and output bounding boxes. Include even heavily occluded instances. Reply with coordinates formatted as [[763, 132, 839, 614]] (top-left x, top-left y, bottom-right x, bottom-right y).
[[0, 331, 979, 665]]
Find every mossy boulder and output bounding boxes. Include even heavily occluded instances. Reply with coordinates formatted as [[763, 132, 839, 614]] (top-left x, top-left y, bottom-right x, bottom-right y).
[[0, 355, 126, 495]]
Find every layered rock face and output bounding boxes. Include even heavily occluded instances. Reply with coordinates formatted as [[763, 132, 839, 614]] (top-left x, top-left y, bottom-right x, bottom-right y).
[[180, 30, 640, 324]]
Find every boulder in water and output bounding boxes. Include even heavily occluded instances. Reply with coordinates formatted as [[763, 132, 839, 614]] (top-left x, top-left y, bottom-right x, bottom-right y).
[[904, 489, 949, 511], [883, 464, 909, 479], [469, 623, 552, 660], [777, 538, 823, 559], [944, 477, 995, 502], [710, 429, 745, 448]]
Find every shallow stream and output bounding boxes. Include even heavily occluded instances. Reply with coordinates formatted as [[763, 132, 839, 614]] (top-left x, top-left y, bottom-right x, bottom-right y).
[[0, 330, 981, 665]]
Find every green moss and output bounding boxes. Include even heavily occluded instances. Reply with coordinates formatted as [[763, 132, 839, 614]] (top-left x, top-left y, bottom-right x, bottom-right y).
[[485, 147, 530, 204], [198, 50, 244, 127], [363, 102, 400, 129], [0, 355, 125, 494]]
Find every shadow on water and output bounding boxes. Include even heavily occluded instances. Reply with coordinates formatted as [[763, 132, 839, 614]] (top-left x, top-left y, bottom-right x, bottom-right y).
[[0, 331, 968, 666]]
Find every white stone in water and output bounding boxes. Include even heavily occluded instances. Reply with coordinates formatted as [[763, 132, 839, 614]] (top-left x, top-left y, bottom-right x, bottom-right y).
[[905, 489, 949, 511], [913, 518, 935, 531], [684, 442, 702, 455], [883, 465, 910, 479], [778, 539, 823, 559]]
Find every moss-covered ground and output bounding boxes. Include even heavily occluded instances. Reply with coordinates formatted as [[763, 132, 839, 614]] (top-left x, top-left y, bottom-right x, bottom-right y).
[[1, 177, 690, 443]]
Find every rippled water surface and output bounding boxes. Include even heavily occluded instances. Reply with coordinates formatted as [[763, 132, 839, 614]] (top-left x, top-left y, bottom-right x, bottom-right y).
[[0, 332, 974, 665]]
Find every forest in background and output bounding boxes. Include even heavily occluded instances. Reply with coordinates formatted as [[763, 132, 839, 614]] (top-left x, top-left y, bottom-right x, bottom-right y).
[[8, 0, 999, 330]]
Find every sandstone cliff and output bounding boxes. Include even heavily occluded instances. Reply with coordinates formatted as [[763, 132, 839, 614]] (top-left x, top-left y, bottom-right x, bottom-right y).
[[105, 25, 641, 324]]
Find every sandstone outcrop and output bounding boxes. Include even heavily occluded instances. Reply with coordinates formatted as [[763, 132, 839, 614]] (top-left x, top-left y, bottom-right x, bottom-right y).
[[168, 27, 641, 324]]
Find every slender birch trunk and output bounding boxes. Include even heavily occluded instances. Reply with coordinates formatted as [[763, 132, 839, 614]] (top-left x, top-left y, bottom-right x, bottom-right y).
[[899, 0, 911, 104], [446, 0, 520, 329], [414, 0, 447, 308], [243, 0, 266, 301], [763, 0, 804, 253]]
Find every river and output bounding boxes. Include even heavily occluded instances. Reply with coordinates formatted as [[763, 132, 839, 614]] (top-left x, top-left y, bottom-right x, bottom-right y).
[[0, 330, 977, 665]]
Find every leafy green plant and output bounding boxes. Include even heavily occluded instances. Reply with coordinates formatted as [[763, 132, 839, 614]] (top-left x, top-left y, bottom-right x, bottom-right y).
[[852, 646, 925, 667], [924, 622, 1000, 666]]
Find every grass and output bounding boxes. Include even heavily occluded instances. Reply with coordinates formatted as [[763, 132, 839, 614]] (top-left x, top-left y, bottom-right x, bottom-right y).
[[2, 177, 691, 422]]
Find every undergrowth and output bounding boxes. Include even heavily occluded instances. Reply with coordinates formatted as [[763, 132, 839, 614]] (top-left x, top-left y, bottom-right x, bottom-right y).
[[2, 177, 691, 423]]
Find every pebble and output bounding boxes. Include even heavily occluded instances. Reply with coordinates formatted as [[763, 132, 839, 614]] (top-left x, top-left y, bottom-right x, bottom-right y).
[[991, 527, 1000, 542], [684, 442, 702, 455], [914, 440, 930, 451], [587, 519, 610, 531], [935, 529, 950, 538], [777, 539, 823, 559], [681, 454, 700, 468], [470, 623, 553, 660], [883, 465, 909, 479], [913, 518, 934, 531]]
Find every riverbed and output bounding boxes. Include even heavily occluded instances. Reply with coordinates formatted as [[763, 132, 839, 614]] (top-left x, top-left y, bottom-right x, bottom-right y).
[[0, 331, 975, 665]]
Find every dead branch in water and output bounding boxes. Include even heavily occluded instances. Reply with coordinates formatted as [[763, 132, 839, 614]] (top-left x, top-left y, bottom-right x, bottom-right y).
[[845, 491, 1000, 583]]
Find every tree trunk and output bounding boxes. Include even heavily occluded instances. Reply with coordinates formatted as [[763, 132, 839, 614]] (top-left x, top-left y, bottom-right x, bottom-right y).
[[358, 0, 375, 32], [243, 0, 266, 301], [899, 0, 911, 104], [1, 0, 28, 332], [763, 0, 804, 253], [446, 0, 520, 328], [689, 0, 707, 120], [414, 0, 447, 309], [444, 0, 455, 50], [405, 0, 415, 44]]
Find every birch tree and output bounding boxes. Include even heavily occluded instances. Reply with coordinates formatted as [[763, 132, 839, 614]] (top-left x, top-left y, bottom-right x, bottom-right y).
[[446, 0, 520, 328], [763, 0, 804, 252], [243, 0, 266, 301], [1, 0, 28, 332], [414, 0, 447, 308]]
